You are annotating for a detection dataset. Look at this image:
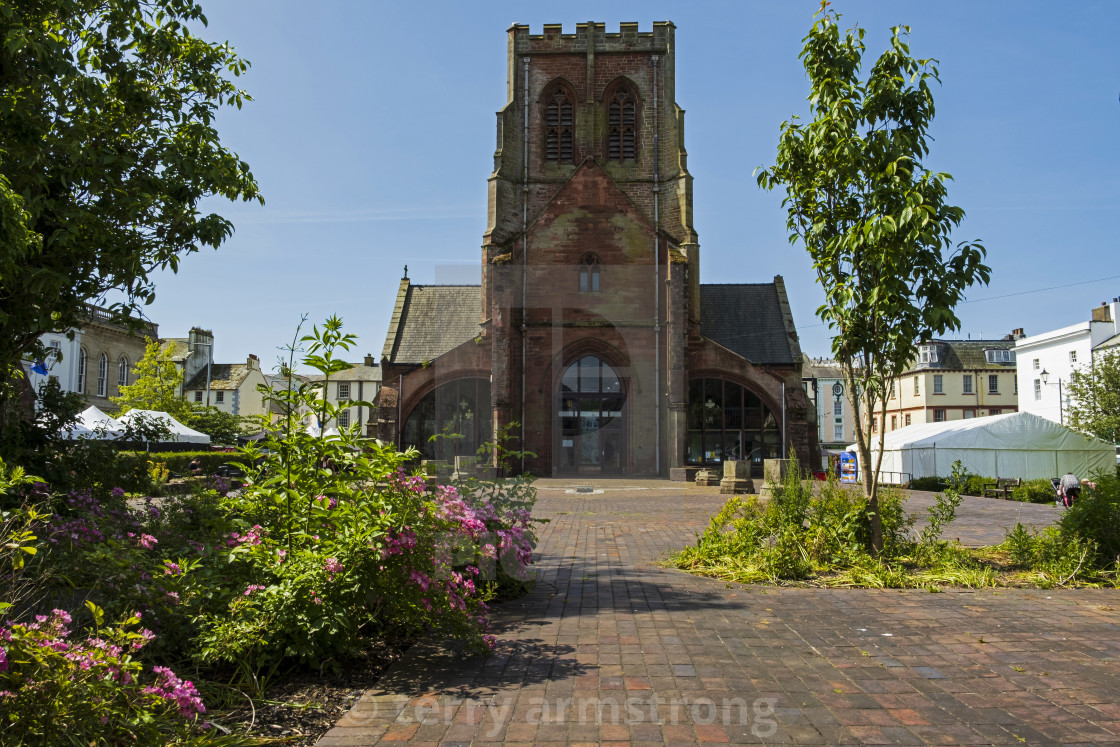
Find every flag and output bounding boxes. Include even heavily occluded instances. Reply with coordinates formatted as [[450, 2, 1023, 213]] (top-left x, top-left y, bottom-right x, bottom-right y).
[[30, 361, 48, 375]]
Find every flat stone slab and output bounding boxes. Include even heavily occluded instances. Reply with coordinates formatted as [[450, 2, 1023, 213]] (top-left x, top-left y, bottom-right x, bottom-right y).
[[319, 484, 1119, 746]]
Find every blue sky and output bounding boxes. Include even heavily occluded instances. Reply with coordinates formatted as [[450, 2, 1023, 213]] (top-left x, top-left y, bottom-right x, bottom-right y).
[[146, 1, 1120, 370]]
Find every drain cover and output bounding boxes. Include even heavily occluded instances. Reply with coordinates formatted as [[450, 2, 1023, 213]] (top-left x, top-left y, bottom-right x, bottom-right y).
[[574, 486, 595, 494]]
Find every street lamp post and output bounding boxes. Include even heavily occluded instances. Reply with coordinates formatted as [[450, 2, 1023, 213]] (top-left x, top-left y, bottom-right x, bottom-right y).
[[1039, 369, 1064, 425]]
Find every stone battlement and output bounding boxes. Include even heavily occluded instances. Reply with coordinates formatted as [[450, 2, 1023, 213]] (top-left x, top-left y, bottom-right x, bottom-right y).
[[509, 21, 674, 52]]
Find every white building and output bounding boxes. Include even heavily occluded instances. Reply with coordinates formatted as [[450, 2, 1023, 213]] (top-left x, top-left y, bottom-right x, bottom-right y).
[[1016, 299, 1120, 425], [306, 355, 382, 436], [24, 330, 83, 399], [802, 359, 857, 466]]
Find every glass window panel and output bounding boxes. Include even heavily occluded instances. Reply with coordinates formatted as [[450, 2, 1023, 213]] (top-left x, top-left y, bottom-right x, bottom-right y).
[[580, 429, 600, 465], [723, 382, 743, 429], [602, 431, 621, 471], [561, 363, 578, 393], [742, 388, 762, 429], [579, 397, 600, 420], [703, 382, 723, 429], [578, 356, 600, 393], [724, 431, 742, 462], [686, 431, 704, 464], [601, 365, 620, 393], [687, 379, 704, 431]]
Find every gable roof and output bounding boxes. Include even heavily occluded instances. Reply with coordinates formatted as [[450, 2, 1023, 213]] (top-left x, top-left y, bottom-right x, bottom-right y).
[[382, 281, 481, 365], [699, 283, 797, 365]]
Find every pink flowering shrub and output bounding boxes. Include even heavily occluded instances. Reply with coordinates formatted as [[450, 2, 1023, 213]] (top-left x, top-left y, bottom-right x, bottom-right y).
[[0, 604, 211, 744]]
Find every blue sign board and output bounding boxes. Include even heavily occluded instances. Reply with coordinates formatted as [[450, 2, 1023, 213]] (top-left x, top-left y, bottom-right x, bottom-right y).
[[840, 451, 858, 484]]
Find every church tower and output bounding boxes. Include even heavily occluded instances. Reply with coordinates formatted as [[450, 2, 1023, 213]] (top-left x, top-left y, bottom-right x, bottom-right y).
[[481, 22, 696, 475], [375, 22, 813, 478]]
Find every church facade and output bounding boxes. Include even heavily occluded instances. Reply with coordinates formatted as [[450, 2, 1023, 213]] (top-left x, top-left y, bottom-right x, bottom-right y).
[[374, 22, 816, 478]]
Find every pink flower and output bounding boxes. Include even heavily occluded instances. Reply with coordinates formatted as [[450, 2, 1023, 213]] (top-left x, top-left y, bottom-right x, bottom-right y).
[[324, 557, 343, 577], [243, 585, 266, 596], [138, 534, 158, 550]]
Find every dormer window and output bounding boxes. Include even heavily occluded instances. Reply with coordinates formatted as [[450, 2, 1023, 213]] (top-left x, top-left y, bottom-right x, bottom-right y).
[[984, 349, 1015, 364], [919, 344, 939, 364], [579, 253, 601, 293]]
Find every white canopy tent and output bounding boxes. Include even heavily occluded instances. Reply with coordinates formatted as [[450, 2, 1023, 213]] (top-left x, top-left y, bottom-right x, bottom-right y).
[[116, 409, 211, 445], [848, 411, 1114, 480], [62, 405, 125, 440]]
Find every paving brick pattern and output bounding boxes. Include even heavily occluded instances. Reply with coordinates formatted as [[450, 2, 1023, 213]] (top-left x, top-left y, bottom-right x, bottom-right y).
[[319, 482, 1120, 745]]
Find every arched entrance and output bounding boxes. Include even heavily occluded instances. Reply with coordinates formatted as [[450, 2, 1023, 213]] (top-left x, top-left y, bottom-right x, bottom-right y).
[[557, 355, 625, 474], [401, 378, 492, 461], [686, 378, 780, 477]]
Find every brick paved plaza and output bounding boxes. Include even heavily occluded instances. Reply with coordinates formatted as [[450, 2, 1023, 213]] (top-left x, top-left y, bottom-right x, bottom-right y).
[[320, 481, 1120, 745]]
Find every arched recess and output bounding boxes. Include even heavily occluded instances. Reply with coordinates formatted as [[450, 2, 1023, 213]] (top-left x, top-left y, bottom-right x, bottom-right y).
[[556, 353, 627, 475], [401, 377, 492, 461], [539, 77, 579, 164], [686, 377, 782, 477], [602, 76, 641, 162]]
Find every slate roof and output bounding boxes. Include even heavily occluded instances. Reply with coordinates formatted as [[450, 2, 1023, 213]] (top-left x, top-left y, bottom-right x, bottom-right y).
[[161, 339, 190, 362], [699, 284, 797, 365], [306, 364, 382, 383], [383, 284, 481, 365], [184, 363, 255, 391], [912, 339, 1017, 371]]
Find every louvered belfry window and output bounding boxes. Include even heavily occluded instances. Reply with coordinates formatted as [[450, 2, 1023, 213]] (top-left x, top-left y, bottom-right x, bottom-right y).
[[608, 89, 636, 162], [545, 91, 574, 163]]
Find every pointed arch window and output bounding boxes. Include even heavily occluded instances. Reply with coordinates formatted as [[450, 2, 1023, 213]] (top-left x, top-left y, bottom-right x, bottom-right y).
[[579, 253, 601, 293], [118, 355, 129, 387], [545, 89, 575, 163], [608, 87, 637, 162]]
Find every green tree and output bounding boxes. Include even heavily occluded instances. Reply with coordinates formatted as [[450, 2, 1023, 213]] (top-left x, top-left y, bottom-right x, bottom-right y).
[[112, 340, 189, 419], [756, 5, 990, 552], [183, 405, 245, 445], [0, 0, 261, 420], [1067, 350, 1120, 445]]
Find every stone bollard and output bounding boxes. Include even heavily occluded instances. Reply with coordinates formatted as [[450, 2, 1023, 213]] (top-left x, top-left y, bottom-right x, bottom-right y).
[[694, 468, 720, 487], [451, 455, 476, 481], [758, 458, 792, 502], [719, 460, 755, 495]]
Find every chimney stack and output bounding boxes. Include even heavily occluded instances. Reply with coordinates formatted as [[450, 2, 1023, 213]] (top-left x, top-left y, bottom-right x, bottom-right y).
[[247, 354, 259, 370], [364, 353, 375, 367]]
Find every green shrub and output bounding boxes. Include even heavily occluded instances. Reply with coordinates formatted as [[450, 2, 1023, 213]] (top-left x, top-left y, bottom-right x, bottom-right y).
[[119, 451, 234, 479], [1009, 479, 1056, 504], [0, 605, 218, 744], [909, 476, 942, 491], [1058, 475, 1120, 566]]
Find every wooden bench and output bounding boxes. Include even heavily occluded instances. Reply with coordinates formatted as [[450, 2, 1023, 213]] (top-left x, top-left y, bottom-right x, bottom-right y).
[[981, 477, 1021, 499]]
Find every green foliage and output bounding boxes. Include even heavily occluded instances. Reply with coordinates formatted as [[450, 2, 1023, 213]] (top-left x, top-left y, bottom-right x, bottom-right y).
[[1066, 350, 1120, 444], [755, 6, 990, 551], [914, 462, 965, 562], [671, 456, 915, 584], [0, 0, 261, 386], [1009, 479, 1057, 504], [112, 340, 190, 420], [182, 406, 247, 445], [0, 606, 227, 745]]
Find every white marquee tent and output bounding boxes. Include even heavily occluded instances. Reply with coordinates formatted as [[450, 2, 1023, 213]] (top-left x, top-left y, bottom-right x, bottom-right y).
[[847, 411, 1114, 480], [62, 405, 125, 440], [116, 409, 211, 445]]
